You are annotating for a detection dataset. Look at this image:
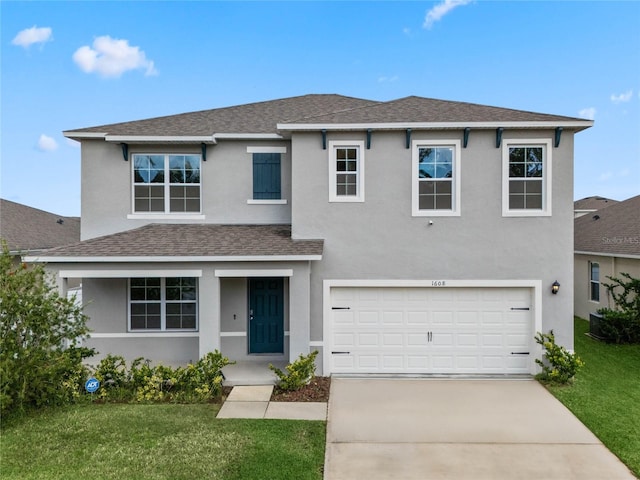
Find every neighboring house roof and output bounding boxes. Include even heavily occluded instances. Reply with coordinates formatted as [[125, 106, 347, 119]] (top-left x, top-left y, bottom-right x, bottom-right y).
[[574, 196, 619, 212], [0, 199, 80, 254], [64, 94, 592, 140], [575, 195, 640, 258], [27, 224, 323, 261]]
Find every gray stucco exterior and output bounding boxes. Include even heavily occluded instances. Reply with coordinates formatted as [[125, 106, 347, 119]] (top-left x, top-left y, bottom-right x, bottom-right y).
[[31, 95, 592, 375]]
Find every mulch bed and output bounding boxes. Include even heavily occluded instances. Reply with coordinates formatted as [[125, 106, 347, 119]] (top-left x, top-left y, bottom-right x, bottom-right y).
[[270, 376, 331, 402]]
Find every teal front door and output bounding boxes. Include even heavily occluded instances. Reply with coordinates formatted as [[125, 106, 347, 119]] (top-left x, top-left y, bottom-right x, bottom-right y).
[[249, 278, 284, 353]]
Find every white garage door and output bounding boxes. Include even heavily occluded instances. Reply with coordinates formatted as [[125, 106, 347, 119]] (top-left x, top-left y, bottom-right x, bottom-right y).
[[329, 286, 533, 375]]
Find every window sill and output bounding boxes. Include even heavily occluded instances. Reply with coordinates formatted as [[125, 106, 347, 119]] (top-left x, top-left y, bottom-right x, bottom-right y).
[[246, 199, 288, 205], [502, 210, 552, 218], [127, 213, 206, 220], [329, 197, 365, 203], [412, 210, 460, 217]]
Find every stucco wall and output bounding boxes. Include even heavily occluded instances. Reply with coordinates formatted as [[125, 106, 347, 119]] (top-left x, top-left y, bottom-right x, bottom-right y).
[[291, 128, 577, 349], [80, 140, 292, 240], [574, 253, 640, 319]]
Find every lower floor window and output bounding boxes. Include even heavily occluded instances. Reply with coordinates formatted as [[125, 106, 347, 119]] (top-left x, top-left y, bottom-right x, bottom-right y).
[[589, 263, 600, 302], [129, 277, 198, 331]]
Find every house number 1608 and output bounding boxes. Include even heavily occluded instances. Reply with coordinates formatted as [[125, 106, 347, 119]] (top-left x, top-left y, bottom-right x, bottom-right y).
[[431, 280, 446, 287]]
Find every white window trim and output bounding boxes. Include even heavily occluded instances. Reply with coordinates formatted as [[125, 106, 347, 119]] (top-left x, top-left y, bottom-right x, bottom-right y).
[[411, 139, 461, 217], [502, 139, 552, 217], [247, 146, 286, 203], [246, 199, 288, 205], [128, 277, 199, 332], [589, 261, 600, 303], [328, 140, 365, 203], [131, 153, 202, 214]]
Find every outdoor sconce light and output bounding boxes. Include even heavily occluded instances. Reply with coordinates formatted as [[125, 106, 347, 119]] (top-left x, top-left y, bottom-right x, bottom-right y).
[[551, 281, 560, 294]]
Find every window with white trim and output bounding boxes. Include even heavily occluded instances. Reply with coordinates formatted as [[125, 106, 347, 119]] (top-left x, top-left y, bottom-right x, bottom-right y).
[[129, 277, 198, 331], [412, 140, 461, 216], [133, 154, 201, 213], [590, 262, 600, 302], [502, 140, 552, 216], [329, 141, 365, 202]]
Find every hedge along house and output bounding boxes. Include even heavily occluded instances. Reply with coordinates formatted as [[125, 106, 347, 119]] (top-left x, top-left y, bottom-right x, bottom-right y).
[[27, 95, 592, 376]]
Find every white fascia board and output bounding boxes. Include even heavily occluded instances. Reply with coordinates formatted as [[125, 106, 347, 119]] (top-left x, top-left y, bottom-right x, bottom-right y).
[[324, 279, 542, 289], [89, 332, 199, 338], [63, 131, 108, 139], [277, 120, 594, 131], [59, 269, 203, 279], [214, 133, 284, 140], [26, 255, 322, 263], [215, 269, 294, 277], [105, 135, 216, 143], [575, 251, 640, 260]]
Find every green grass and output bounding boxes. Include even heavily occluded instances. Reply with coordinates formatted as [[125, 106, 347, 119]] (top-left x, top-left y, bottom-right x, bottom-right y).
[[546, 317, 640, 477], [0, 404, 326, 480]]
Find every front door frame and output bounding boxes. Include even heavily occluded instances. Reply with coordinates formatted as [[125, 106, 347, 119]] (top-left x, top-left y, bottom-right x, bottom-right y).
[[248, 277, 285, 354]]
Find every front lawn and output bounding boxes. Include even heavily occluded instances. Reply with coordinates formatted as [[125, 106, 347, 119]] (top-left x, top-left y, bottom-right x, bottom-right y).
[[0, 403, 325, 480], [546, 317, 640, 477]]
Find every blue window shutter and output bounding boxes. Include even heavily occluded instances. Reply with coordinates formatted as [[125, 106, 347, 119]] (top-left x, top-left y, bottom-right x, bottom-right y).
[[253, 153, 281, 199]]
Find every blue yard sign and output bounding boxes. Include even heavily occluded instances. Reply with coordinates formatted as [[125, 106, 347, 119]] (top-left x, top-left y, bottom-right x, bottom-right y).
[[85, 377, 100, 393]]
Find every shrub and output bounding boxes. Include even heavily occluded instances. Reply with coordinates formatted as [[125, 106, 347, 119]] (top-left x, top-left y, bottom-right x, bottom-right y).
[[0, 243, 94, 417], [598, 273, 640, 344], [270, 350, 318, 391], [535, 330, 584, 384], [90, 351, 232, 403]]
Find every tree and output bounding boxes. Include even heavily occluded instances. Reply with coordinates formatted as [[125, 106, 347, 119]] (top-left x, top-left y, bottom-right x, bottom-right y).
[[0, 242, 94, 416]]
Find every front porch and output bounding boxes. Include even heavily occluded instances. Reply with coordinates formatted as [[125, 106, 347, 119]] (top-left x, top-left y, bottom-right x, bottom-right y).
[[221, 360, 287, 386]]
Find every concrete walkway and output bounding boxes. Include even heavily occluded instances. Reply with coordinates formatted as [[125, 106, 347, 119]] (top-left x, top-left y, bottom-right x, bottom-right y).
[[216, 385, 327, 420], [324, 378, 635, 480]]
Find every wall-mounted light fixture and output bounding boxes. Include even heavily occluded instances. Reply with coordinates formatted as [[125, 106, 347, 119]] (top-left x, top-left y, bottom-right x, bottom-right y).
[[551, 281, 560, 294]]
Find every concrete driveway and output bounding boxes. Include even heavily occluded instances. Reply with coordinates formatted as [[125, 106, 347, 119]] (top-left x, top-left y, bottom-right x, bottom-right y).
[[324, 378, 635, 480]]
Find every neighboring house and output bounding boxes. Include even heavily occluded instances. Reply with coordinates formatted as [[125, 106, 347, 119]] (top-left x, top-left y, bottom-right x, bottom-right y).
[[574, 195, 640, 320], [0, 198, 80, 261], [26, 94, 593, 375], [574, 196, 618, 218]]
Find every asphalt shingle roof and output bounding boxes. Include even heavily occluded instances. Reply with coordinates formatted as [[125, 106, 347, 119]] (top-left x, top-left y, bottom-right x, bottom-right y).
[[575, 195, 640, 257], [0, 199, 80, 253], [35, 224, 323, 259], [65, 94, 377, 136], [279, 96, 586, 125], [574, 196, 619, 211], [65, 94, 589, 138]]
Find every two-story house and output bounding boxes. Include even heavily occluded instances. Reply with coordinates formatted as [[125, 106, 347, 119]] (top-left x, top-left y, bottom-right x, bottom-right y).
[[27, 94, 592, 376]]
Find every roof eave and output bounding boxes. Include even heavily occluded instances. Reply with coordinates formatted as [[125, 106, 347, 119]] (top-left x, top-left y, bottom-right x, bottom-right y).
[[277, 120, 594, 132], [24, 254, 323, 263], [575, 250, 640, 260]]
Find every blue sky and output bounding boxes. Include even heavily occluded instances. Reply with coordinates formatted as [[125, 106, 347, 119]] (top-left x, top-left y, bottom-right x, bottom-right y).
[[2, 0, 639, 217]]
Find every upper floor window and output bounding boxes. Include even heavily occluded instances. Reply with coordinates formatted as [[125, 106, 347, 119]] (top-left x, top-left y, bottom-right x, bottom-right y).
[[129, 277, 198, 331], [502, 139, 552, 216], [133, 154, 201, 213], [412, 140, 461, 216], [590, 262, 600, 302], [329, 141, 365, 202]]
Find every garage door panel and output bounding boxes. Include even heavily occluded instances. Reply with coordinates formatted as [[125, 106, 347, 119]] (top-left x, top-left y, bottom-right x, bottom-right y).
[[330, 286, 533, 375]]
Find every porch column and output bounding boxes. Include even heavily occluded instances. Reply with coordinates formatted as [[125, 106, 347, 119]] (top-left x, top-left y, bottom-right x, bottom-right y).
[[199, 269, 221, 356], [288, 263, 311, 361]]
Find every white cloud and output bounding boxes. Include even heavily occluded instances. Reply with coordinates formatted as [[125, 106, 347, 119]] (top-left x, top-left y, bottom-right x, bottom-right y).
[[37, 134, 58, 152], [423, 0, 473, 29], [598, 171, 613, 182], [578, 107, 596, 120], [73, 36, 158, 78], [403, 27, 412, 36], [12, 26, 52, 48], [610, 90, 633, 104], [378, 75, 399, 83]]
